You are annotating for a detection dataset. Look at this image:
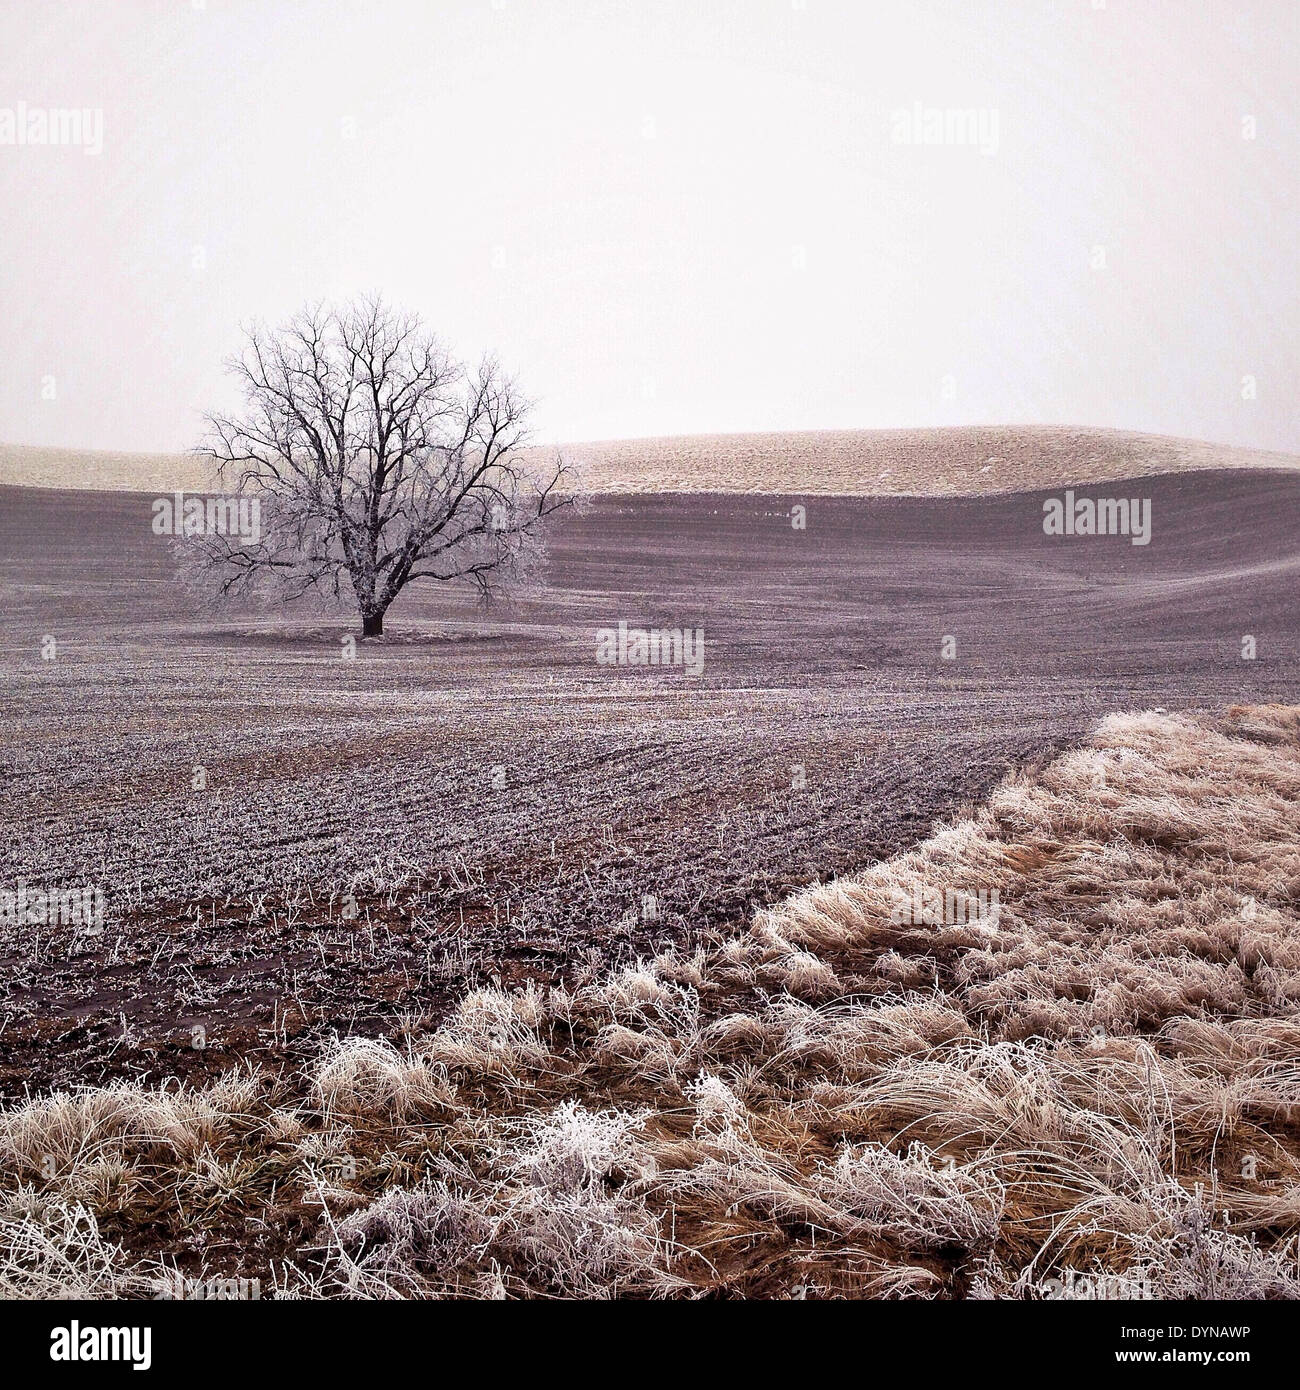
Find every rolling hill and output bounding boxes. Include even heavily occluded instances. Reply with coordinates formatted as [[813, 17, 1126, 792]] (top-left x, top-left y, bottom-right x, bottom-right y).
[[3, 425, 1296, 497]]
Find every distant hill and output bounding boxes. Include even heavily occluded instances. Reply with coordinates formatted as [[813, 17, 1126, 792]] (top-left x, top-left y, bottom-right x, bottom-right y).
[[563, 426, 1300, 495], [0, 444, 215, 493], [3, 425, 1297, 498]]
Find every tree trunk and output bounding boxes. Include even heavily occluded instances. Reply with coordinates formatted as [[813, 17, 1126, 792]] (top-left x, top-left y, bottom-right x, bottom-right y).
[[362, 611, 384, 637]]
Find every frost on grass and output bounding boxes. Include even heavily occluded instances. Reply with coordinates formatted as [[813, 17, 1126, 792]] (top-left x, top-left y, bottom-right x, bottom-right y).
[[310, 1101, 671, 1298], [4, 705, 1300, 1298], [0, 1193, 154, 1299], [814, 1143, 1005, 1255]]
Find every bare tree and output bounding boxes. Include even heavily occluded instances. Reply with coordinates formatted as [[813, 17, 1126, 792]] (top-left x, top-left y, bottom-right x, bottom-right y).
[[191, 296, 577, 636]]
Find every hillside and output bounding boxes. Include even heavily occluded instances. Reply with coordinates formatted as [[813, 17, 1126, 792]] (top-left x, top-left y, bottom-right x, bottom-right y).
[[566, 425, 1300, 496], [3, 426, 1296, 498]]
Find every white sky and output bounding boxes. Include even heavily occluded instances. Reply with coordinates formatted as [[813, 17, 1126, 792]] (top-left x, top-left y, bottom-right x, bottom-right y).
[[0, 0, 1296, 454]]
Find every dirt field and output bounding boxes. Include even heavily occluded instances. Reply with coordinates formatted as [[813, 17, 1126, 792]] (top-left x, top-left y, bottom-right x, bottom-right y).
[[5, 424, 1297, 496], [2, 467, 1298, 1103]]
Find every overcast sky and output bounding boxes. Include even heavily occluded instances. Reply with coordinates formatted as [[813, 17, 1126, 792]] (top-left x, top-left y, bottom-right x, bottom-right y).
[[1, 0, 1296, 454]]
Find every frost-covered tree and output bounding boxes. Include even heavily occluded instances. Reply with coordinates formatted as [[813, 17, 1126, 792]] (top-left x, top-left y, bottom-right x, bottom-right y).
[[192, 296, 576, 636]]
